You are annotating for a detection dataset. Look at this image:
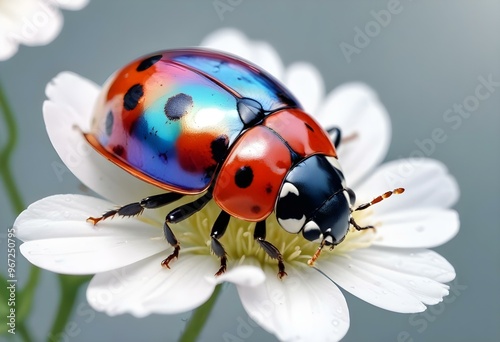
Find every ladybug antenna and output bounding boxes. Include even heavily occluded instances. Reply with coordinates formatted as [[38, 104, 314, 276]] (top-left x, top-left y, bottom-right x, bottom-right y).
[[307, 240, 326, 266], [354, 187, 405, 212]]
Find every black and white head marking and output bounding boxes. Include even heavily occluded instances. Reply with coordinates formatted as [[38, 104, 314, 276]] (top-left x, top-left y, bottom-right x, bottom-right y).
[[280, 182, 299, 197], [326, 156, 346, 188], [343, 189, 356, 208], [302, 220, 323, 243], [277, 182, 306, 233]]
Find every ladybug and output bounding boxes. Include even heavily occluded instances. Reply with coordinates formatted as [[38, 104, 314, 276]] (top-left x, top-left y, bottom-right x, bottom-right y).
[[85, 49, 403, 278]]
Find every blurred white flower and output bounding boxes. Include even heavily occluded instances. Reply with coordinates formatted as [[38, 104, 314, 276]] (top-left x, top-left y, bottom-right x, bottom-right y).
[[14, 29, 459, 341], [0, 0, 88, 61]]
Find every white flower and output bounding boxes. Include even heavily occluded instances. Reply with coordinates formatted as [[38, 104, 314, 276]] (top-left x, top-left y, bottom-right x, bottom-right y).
[[14, 29, 459, 341], [0, 0, 88, 61]]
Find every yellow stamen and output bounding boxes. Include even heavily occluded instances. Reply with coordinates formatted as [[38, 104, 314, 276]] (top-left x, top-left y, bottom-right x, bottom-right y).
[[143, 200, 377, 271]]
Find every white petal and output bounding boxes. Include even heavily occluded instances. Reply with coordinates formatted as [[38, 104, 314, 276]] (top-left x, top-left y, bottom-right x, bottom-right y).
[[15, 195, 167, 274], [0, 0, 86, 61], [316, 83, 391, 187], [319, 248, 455, 313], [48, 0, 90, 10], [20, 235, 166, 275], [0, 34, 18, 61], [45, 71, 100, 128], [355, 158, 460, 213], [371, 209, 459, 248], [237, 264, 349, 342], [14, 2, 63, 46], [43, 72, 165, 204], [87, 254, 219, 317], [200, 28, 284, 80], [251, 41, 284, 80], [345, 248, 456, 283], [15, 194, 116, 241], [283, 62, 324, 113], [208, 262, 266, 287], [201, 28, 253, 61]]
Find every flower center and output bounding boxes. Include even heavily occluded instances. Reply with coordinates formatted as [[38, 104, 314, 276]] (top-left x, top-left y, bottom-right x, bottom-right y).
[[167, 201, 377, 270]]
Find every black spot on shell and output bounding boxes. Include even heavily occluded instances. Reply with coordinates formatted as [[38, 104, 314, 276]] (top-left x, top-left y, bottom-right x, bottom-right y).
[[211, 135, 229, 163], [204, 165, 217, 180], [265, 183, 273, 194], [112, 145, 125, 157], [159, 152, 168, 163], [251, 205, 261, 214], [105, 111, 113, 136], [136, 54, 162, 71], [123, 84, 144, 111], [235, 166, 253, 189], [164, 93, 193, 121], [149, 126, 158, 136], [305, 122, 314, 132]]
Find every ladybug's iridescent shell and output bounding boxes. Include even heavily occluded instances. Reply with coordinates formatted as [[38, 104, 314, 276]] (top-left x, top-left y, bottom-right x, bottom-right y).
[[86, 49, 300, 193]]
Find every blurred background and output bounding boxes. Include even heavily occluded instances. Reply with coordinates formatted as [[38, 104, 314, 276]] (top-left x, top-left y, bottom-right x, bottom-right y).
[[1, 0, 499, 341]]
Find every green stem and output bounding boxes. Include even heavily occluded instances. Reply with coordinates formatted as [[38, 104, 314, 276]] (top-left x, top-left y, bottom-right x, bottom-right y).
[[0, 79, 38, 342], [179, 284, 223, 342], [17, 267, 41, 320], [17, 322, 34, 342], [0, 79, 24, 214], [0, 80, 88, 342], [48, 275, 90, 341]]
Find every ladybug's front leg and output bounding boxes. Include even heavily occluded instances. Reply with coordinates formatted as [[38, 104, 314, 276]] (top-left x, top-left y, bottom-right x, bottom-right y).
[[254, 220, 287, 279], [161, 192, 212, 268]]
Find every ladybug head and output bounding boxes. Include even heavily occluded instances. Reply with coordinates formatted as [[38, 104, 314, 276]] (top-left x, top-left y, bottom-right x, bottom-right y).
[[275, 154, 355, 246]]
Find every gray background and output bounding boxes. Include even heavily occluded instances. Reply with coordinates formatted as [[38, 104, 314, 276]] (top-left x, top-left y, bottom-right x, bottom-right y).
[[1, 0, 499, 341]]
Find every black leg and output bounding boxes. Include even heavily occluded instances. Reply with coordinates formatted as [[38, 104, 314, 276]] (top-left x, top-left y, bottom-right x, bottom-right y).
[[254, 220, 287, 279], [326, 126, 342, 148], [161, 221, 180, 269], [349, 217, 375, 231], [161, 192, 213, 268], [87, 193, 185, 225], [327, 127, 360, 148], [210, 211, 231, 276], [166, 192, 213, 224]]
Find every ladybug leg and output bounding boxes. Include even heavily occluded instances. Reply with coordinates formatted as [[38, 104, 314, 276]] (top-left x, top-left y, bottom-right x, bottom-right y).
[[326, 127, 359, 148], [326, 127, 342, 148], [254, 220, 287, 279], [87, 193, 184, 225], [210, 211, 231, 276], [349, 217, 375, 231], [161, 192, 213, 268]]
